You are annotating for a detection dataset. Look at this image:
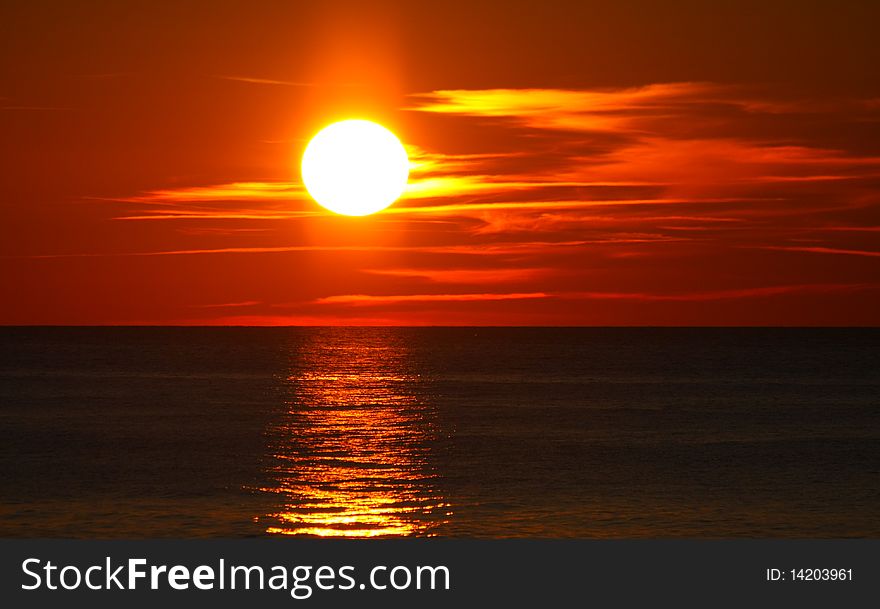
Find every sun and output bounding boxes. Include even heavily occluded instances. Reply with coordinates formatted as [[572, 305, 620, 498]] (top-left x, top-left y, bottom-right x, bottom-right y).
[[301, 119, 409, 216]]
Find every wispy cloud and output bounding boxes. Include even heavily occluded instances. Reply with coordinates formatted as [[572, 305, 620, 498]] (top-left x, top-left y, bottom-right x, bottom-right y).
[[175, 227, 273, 236], [310, 283, 873, 309], [755, 246, 880, 258], [563, 284, 874, 301], [314, 292, 548, 306], [408, 83, 880, 134], [14, 239, 629, 259], [815, 226, 880, 233], [116, 181, 305, 203], [407, 83, 728, 132], [189, 300, 262, 308], [217, 75, 320, 87], [362, 267, 552, 284]]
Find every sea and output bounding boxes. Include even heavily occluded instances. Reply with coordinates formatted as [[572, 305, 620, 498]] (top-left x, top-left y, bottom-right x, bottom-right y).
[[0, 327, 877, 538]]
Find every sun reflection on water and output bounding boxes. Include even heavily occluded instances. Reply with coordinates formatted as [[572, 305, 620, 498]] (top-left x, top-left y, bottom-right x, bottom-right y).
[[259, 329, 450, 537]]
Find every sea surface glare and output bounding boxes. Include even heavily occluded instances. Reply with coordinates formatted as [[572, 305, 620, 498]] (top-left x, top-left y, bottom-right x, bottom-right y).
[[0, 327, 877, 537]]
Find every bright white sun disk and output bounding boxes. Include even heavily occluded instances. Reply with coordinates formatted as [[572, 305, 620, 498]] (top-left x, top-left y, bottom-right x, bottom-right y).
[[301, 119, 409, 216]]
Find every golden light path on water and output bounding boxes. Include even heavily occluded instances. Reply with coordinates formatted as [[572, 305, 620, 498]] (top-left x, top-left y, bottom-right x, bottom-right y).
[[259, 329, 451, 537]]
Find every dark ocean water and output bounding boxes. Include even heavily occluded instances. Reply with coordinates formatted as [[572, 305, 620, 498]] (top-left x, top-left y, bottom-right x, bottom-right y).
[[0, 327, 877, 538]]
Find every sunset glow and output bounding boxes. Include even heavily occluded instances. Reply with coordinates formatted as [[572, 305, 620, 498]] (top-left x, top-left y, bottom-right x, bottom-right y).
[[2, 2, 879, 326]]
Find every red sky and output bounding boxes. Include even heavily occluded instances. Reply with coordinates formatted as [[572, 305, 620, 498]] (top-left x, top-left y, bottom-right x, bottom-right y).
[[2, 0, 879, 325]]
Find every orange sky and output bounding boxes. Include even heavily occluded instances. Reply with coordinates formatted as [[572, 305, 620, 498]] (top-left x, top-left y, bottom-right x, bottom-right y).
[[2, 0, 879, 325]]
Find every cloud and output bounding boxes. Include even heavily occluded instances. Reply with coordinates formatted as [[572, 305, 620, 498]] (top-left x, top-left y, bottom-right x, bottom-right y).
[[118, 181, 306, 203], [407, 82, 727, 132], [15, 239, 612, 259], [408, 85, 880, 199], [113, 210, 310, 221], [755, 246, 880, 258], [217, 75, 321, 87], [314, 292, 548, 306], [817, 226, 880, 233], [175, 227, 273, 235], [563, 284, 874, 301], [307, 283, 873, 310], [408, 83, 880, 136], [189, 300, 262, 308], [572, 139, 880, 189], [362, 267, 551, 284]]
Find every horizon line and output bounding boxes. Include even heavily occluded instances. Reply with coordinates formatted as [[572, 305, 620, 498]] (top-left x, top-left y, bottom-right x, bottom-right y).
[[1, 324, 878, 329]]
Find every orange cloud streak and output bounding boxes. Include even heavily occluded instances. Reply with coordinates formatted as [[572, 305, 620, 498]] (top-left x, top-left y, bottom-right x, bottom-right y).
[[407, 83, 726, 131], [757, 246, 880, 258], [564, 284, 874, 301], [362, 267, 551, 284], [315, 292, 548, 305]]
